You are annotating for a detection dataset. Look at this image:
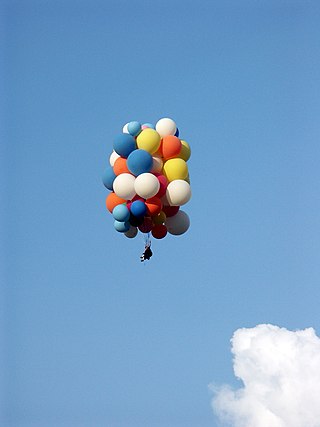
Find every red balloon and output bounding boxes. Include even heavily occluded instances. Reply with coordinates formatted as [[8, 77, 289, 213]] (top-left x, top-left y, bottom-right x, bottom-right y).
[[152, 224, 167, 239], [132, 195, 145, 201], [154, 173, 168, 198], [162, 205, 179, 217], [138, 217, 153, 233]]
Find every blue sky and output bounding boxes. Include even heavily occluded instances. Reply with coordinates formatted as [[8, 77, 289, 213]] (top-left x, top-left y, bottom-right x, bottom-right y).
[[1, 1, 320, 426]]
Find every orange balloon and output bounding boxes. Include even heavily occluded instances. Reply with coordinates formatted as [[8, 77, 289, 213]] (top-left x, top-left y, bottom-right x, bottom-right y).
[[113, 157, 130, 176], [161, 135, 182, 160], [106, 192, 126, 213], [145, 196, 162, 216]]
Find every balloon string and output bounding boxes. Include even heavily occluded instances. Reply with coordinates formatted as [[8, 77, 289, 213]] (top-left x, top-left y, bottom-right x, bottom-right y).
[[144, 232, 151, 246]]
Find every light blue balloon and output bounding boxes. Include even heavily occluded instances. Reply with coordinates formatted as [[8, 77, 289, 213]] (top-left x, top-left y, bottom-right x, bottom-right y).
[[112, 204, 130, 222], [128, 121, 141, 137], [114, 220, 130, 233], [102, 166, 116, 190]]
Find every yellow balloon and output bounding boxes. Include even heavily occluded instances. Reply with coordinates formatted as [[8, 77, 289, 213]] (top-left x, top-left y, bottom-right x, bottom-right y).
[[178, 140, 191, 161], [152, 211, 166, 225], [163, 158, 188, 182], [136, 129, 161, 154]]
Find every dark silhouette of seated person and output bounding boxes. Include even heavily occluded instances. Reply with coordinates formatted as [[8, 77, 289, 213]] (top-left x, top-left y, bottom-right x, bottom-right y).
[[140, 243, 153, 261]]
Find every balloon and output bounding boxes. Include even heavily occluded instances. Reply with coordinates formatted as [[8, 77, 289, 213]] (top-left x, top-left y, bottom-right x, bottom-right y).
[[166, 180, 191, 206], [134, 173, 160, 199], [162, 205, 179, 217], [152, 211, 166, 225], [155, 174, 168, 198], [106, 192, 126, 213], [153, 144, 163, 158], [152, 224, 167, 239], [112, 204, 130, 222], [142, 123, 155, 129], [160, 192, 170, 206], [155, 117, 177, 137], [163, 158, 188, 181], [161, 135, 182, 160], [124, 225, 138, 238], [165, 210, 190, 235], [138, 217, 153, 233], [178, 140, 191, 161], [114, 220, 130, 233], [127, 121, 141, 136], [127, 149, 153, 176], [129, 213, 144, 227], [145, 196, 162, 216], [109, 150, 120, 167], [102, 166, 116, 190], [113, 134, 136, 158], [136, 128, 161, 154], [127, 194, 144, 210], [103, 117, 192, 243], [151, 156, 163, 174], [113, 157, 130, 175], [113, 173, 136, 200], [130, 200, 147, 217]]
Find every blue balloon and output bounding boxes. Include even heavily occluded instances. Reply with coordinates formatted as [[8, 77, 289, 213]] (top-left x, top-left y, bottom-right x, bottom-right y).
[[113, 134, 136, 158], [174, 127, 179, 137], [130, 200, 147, 218], [114, 220, 130, 233], [112, 204, 130, 222], [128, 121, 141, 136], [127, 149, 153, 176], [142, 123, 155, 129], [102, 166, 116, 190]]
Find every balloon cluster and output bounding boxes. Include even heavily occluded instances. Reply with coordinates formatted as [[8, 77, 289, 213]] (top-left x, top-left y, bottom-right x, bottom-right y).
[[103, 118, 191, 240]]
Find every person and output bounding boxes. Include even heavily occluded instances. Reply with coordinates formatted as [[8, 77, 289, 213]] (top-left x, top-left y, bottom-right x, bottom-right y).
[[140, 242, 153, 261]]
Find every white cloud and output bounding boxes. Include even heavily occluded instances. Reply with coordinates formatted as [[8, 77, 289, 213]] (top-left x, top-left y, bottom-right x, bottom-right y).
[[211, 324, 320, 427]]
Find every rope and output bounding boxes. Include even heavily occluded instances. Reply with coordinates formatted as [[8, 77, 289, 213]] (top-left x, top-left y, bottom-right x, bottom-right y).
[[143, 232, 151, 247]]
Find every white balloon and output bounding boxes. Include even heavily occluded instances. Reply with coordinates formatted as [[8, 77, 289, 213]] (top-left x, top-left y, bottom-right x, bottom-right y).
[[134, 173, 160, 199], [122, 123, 129, 133], [109, 150, 120, 167], [125, 226, 138, 238], [166, 180, 191, 206], [113, 173, 136, 200], [155, 117, 177, 137], [165, 210, 190, 235], [151, 156, 163, 174]]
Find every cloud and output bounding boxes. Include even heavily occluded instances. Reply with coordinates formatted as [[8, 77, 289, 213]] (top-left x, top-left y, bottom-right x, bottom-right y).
[[211, 324, 320, 427]]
